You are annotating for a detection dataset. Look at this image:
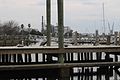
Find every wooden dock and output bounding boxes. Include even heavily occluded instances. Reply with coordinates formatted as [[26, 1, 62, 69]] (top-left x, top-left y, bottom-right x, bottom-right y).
[[0, 46, 119, 68]]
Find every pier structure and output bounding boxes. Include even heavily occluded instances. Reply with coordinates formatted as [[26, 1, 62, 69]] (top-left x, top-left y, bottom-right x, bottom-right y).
[[1, 0, 120, 79], [0, 46, 120, 79]]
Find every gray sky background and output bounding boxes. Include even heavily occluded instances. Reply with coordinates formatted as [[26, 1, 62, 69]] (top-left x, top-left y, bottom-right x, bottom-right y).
[[0, 0, 120, 33]]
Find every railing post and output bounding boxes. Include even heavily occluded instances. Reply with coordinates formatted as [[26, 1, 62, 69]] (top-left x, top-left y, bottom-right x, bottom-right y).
[[57, 0, 64, 63]]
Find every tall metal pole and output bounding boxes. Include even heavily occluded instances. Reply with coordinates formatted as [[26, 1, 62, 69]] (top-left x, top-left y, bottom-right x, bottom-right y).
[[41, 16, 44, 34], [46, 0, 51, 46], [102, 3, 106, 34], [57, 0, 64, 63]]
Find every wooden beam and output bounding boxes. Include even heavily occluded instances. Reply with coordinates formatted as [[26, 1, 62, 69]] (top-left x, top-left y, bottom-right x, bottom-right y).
[[0, 46, 120, 54], [0, 62, 120, 70], [46, 0, 51, 46]]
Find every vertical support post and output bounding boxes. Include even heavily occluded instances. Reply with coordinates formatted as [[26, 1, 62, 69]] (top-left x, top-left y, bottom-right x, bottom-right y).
[[41, 16, 44, 34], [57, 0, 70, 78], [42, 54, 46, 63], [13, 54, 16, 63], [95, 30, 99, 46], [78, 53, 80, 61], [35, 53, 38, 63], [114, 32, 118, 45], [46, 0, 53, 63], [28, 54, 32, 62], [46, 0, 51, 46], [68, 53, 70, 62], [107, 35, 111, 45], [74, 31, 78, 45], [71, 53, 73, 62], [25, 54, 27, 63], [57, 0, 64, 63]]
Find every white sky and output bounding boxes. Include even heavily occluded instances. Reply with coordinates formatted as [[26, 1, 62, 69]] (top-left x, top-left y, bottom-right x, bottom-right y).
[[0, 0, 120, 33]]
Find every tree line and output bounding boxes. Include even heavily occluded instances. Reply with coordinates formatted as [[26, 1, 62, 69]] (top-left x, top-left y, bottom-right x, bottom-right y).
[[0, 20, 43, 36]]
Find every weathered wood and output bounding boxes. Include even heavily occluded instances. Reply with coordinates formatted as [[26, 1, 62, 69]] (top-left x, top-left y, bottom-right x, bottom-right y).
[[81, 52, 84, 61], [57, 0, 64, 63], [78, 53, 80, 61], [5, 54, 8, 63], [67, 53, 70, 61], [25, 54, 27, 63], [114, 32, 118, 45], [71, 53, 73, 62], [28, 54, 32, 62], [1, 46, 120, 54], [13, 54, 16, 63], [35, 53, 38, 63], [18, 54, 23, 63], [42, 54, 46, 62], [95, 30, 99, 46], [46, 0, 51, 46], [107, 35, 111, 45], [119, 32, 120, 45], [90, 52, 93, 60], [0, 62, 120, 70], [2, 54, 5, 62]]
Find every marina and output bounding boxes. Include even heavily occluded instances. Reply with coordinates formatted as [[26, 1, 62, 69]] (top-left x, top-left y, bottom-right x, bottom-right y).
[[0, 0, 120, 80]]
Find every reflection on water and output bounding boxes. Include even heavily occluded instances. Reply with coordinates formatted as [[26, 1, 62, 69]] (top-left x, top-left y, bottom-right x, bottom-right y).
[[0, 68, 120, 80]]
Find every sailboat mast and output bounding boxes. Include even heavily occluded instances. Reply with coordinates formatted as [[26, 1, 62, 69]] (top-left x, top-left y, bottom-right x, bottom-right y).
[[102, 3, 106, 34]]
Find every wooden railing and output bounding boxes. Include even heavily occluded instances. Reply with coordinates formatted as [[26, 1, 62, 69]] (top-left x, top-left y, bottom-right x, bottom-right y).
[[0, 46, 119, 70]]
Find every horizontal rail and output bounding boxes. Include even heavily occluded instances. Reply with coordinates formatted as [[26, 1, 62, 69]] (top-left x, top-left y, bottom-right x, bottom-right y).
[[0, 45, 120, 54], [0, 61, 120, 70]]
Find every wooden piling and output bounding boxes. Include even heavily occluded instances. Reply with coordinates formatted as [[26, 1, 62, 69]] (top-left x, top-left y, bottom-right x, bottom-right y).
[[95, 30, 99, 46], [74, 31, 78, 45], [57, 0, 70, 78], [107, 35, 111, 45], [46, 0, 53, 63], [46, 0, 51, 46], [119, 32, 120, 45], [57, 0, 64, 63], [114, 32, 118, 45]]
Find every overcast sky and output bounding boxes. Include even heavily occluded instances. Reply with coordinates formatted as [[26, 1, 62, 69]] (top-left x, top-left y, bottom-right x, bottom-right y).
[[0, 0, 120, 33]]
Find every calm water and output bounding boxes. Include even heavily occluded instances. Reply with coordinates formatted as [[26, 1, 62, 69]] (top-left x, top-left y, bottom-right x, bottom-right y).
[[1, 70, 120, 80]]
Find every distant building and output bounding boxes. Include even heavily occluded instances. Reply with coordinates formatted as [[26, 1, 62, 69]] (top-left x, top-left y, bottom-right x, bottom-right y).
[[51, 25, 72, 36]]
